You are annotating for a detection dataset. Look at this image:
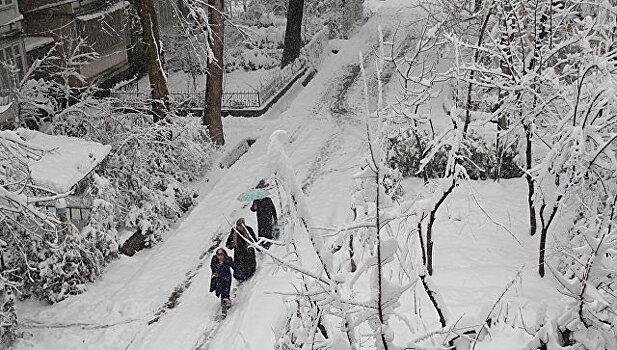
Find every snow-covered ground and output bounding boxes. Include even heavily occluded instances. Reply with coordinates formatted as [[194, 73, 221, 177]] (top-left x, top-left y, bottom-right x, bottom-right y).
[[15, 1, 566, 349]]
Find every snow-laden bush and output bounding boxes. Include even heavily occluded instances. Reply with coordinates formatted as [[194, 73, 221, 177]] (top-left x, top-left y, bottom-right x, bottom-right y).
[[225, 48, 281, 73], [276, 297, 324, 350], [24, 224, 107, 303], [15, 38, 214, 245], [51, 99, 215, 244], [84, 174, 119, 259], [247, 26, 286, 50], [523, 187, 617, 349], [82, 200, 119, 265], [0, 29, 213, 346], [386, 127, 521, 180], [555, 207, 617, 348], [305, 0, 364, 39], [237, 6, 287, 26], [224, 23, 284, 73], [0, 286, 17, 346], [525, 96, 617, 348], [1, 214, 116, 304], [0, 131, 122, 337], [385, 127, 446, 179]]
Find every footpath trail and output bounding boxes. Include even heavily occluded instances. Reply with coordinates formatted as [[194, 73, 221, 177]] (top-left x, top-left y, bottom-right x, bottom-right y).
[[133, 4, 421, 349], [15, 2, 419, 349]]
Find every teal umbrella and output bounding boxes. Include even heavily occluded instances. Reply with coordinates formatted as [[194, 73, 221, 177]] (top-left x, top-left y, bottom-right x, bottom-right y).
[[237, 188, 272, 202]]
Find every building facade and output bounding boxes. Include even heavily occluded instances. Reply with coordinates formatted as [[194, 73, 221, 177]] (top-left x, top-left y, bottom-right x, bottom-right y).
[[0, 0, 26, 126], [18, 0, 131, 85]]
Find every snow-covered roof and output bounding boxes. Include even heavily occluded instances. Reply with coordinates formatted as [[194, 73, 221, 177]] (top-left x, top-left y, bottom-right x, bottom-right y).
[[24, 0, 77, 14], [76, 1, 129, 21], [1, 14, 23, 27], [24, 37, 55, 53], [16, 128, 111, 193], [0, 102, 12, 114]]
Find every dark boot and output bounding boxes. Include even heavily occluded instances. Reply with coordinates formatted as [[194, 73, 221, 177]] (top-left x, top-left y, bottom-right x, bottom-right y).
[[221, 298, 229, 316]]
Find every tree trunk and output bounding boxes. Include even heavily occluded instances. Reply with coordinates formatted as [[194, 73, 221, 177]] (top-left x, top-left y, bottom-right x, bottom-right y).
[[538, 221, 548, 277], [417, 217, 427, 267], [494, 114, 509, 179], [205, 0, 226, 145], [136, 0, 169, 122], [419, 274, 447, 328], [281, 0, 304, 67], [524, 122, 537, 236], [463, 5, 493, 135], [349, 234, 357, 272], [426, 180, 456, 276], [375, 166, 389, 350], [538, 195, 561, 277], [538, 203, 552, 278]]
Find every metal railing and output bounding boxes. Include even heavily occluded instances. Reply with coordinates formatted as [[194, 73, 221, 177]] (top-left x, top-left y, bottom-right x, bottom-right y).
[[110, 89, 262, 109]]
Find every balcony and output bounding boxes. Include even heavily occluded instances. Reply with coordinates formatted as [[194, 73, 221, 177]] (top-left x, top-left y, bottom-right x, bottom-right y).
[[73, 0, 125, 16], [20, 0, 124, 16], [0, 0, 21, 36]]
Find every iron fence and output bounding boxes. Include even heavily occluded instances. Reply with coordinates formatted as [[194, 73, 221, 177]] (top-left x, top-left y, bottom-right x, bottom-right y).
[[110, 89, 261, 109], [222, 90, 260, 108]]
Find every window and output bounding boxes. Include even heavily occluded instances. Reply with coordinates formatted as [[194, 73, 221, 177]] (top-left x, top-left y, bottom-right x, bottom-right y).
[[0, 43, 24, 89], [0, 0, 14, 6]]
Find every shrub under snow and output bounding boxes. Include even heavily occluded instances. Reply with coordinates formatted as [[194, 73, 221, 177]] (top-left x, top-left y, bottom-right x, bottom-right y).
[[0, 129, 124, 344], [385, 125, 522, 180], [0, 286, 17, 347], [51, 99, 216, 244]]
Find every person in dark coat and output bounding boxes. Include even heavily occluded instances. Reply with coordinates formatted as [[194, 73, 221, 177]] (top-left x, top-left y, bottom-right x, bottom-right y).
[[251, 197, 278, 248], [210, 248, 241, 311], [226, 218, 257, 281]]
